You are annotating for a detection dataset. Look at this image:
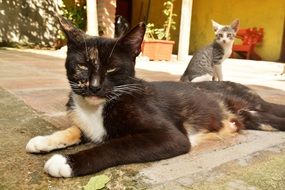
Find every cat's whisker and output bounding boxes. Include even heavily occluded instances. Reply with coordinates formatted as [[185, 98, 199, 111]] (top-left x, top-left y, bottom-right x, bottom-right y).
[[116, 88, 145, 95], [115, 86, 144, 90], [69, 81, 79, 85], [113, 88, 143, 94], [112, 89, 134, 96], [105, 92, 121, 102], [106, 95, 117, 102], [69, 85, 81, 90], [117, 84, 144, 88], [113, 87, 143, 94], [69, 83, 79, 87], [114, 84, 144, 91], [108, 92, 120, 98]]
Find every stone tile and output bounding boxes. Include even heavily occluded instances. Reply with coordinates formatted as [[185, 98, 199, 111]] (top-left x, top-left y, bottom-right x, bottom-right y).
[[0, 78, 69, 91], [14, 89, 70, 129], [15, 89, 69, 114]]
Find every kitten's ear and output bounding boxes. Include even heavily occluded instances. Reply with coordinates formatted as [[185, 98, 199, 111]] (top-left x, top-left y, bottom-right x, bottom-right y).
[[57, 15, 87, 44], [120, 22, 146, 58], [211, 20, 223, 34], [230, 19, 240, 33]]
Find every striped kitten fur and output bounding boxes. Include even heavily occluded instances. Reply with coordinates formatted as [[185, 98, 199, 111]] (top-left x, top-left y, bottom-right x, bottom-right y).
[[180, 19, 239, 82]]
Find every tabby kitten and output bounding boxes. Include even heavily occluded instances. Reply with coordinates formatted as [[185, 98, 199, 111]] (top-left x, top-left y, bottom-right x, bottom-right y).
[[180, 19, 239, 82], [26, 16, 285, 178]]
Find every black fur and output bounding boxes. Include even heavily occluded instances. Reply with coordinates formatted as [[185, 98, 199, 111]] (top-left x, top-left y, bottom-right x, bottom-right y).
[[190, 81, 285, 130], [55, 16, 285, 177]]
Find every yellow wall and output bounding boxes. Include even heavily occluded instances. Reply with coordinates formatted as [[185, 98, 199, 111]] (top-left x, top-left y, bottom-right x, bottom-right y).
[[190, 0, 285, 61], [133, 0, 285, 61]]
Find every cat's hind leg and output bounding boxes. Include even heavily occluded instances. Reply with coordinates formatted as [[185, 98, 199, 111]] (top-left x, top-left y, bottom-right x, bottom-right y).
[[264, 102, 285, 118], [188, 132, 222, 147], [26, 126, 82, 153], [188, 118, 242, 147], [239, 109, 285, 131]]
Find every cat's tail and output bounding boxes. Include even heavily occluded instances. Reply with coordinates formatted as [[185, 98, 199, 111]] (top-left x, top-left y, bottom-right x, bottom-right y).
[[239, 108, 285, 131]]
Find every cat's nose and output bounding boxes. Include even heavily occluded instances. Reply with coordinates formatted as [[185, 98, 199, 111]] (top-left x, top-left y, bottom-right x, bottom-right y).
[[90, 86, 101, 93], [223, 40, 226, 43]]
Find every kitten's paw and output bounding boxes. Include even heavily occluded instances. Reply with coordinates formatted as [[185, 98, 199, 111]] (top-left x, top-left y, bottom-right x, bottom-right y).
[[44, 154, 72, 177], [26, 136, 53, 153]]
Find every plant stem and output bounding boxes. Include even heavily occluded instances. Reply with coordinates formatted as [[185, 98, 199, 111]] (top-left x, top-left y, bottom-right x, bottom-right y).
[[165, 2, 173, 41], [150, 32, 155, 40]]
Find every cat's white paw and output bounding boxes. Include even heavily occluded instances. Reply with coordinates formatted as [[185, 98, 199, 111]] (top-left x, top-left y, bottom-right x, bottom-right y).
[[44, 154, 72, 177], [26, 136, 53, 153]]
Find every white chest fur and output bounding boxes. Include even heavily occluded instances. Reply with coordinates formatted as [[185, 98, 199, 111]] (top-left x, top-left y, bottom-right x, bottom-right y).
[[221, 41, 234, 62], [72, 95, 107, 143]]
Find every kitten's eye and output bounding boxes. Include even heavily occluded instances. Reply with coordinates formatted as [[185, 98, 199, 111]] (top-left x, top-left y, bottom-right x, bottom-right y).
[[218, 34, 223, 38], [227, 33, 232, 37], [106, 68, 117, 74], [78, 65, 88, 70]]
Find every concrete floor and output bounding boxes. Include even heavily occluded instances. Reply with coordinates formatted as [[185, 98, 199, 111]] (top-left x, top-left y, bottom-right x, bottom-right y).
[[0, 48, 285, 189]]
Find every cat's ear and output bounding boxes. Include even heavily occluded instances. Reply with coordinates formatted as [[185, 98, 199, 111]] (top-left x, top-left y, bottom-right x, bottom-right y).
[[119, 22, 146, 58], [57, 15, 87, 44], [211, 20, 223, 34], [230, 19, 240, 33]]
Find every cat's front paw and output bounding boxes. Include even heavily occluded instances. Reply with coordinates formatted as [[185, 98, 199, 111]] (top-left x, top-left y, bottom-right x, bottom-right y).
[[44, 154, 72, 177], [26, 136, 53, 153]]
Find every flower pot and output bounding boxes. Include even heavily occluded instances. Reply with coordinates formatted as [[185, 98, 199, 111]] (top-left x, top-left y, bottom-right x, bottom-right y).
[[141, 40, 175, 61]]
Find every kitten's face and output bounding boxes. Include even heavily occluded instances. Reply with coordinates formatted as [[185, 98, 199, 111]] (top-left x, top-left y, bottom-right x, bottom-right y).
[[212, 19, 239, 45], [58, 16, 145, 103]]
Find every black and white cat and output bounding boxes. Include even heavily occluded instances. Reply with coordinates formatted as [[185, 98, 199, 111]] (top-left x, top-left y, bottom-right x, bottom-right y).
[[26, 16, 285, 178], [180, 19, 239, 82]]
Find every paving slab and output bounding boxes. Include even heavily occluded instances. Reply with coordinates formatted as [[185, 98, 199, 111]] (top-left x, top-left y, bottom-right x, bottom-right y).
[[140, 131, 285, 185], [0, 49, 285, 189], [0, 87, 147, 190]]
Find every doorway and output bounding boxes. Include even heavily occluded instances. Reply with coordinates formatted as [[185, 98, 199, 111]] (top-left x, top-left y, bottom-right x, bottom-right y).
[[116, 0, 132, 24]]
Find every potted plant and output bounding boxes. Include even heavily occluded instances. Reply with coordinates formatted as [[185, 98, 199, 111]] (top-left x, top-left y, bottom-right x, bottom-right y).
[[142, 0, 177, 61]]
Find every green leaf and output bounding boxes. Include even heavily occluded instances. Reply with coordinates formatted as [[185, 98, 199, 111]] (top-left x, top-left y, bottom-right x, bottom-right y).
[[84, 175, 110, 190], [164, 2, 172, 6], [157, 33, 165, 40]]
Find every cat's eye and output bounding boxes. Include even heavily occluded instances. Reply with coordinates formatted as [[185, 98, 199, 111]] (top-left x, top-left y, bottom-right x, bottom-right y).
[[78, 65, 88, 70], [78, 81, 87, 88], [227, 33, 232, 37], [218, 34, 223, 38], [106, 68, 117, 74]]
